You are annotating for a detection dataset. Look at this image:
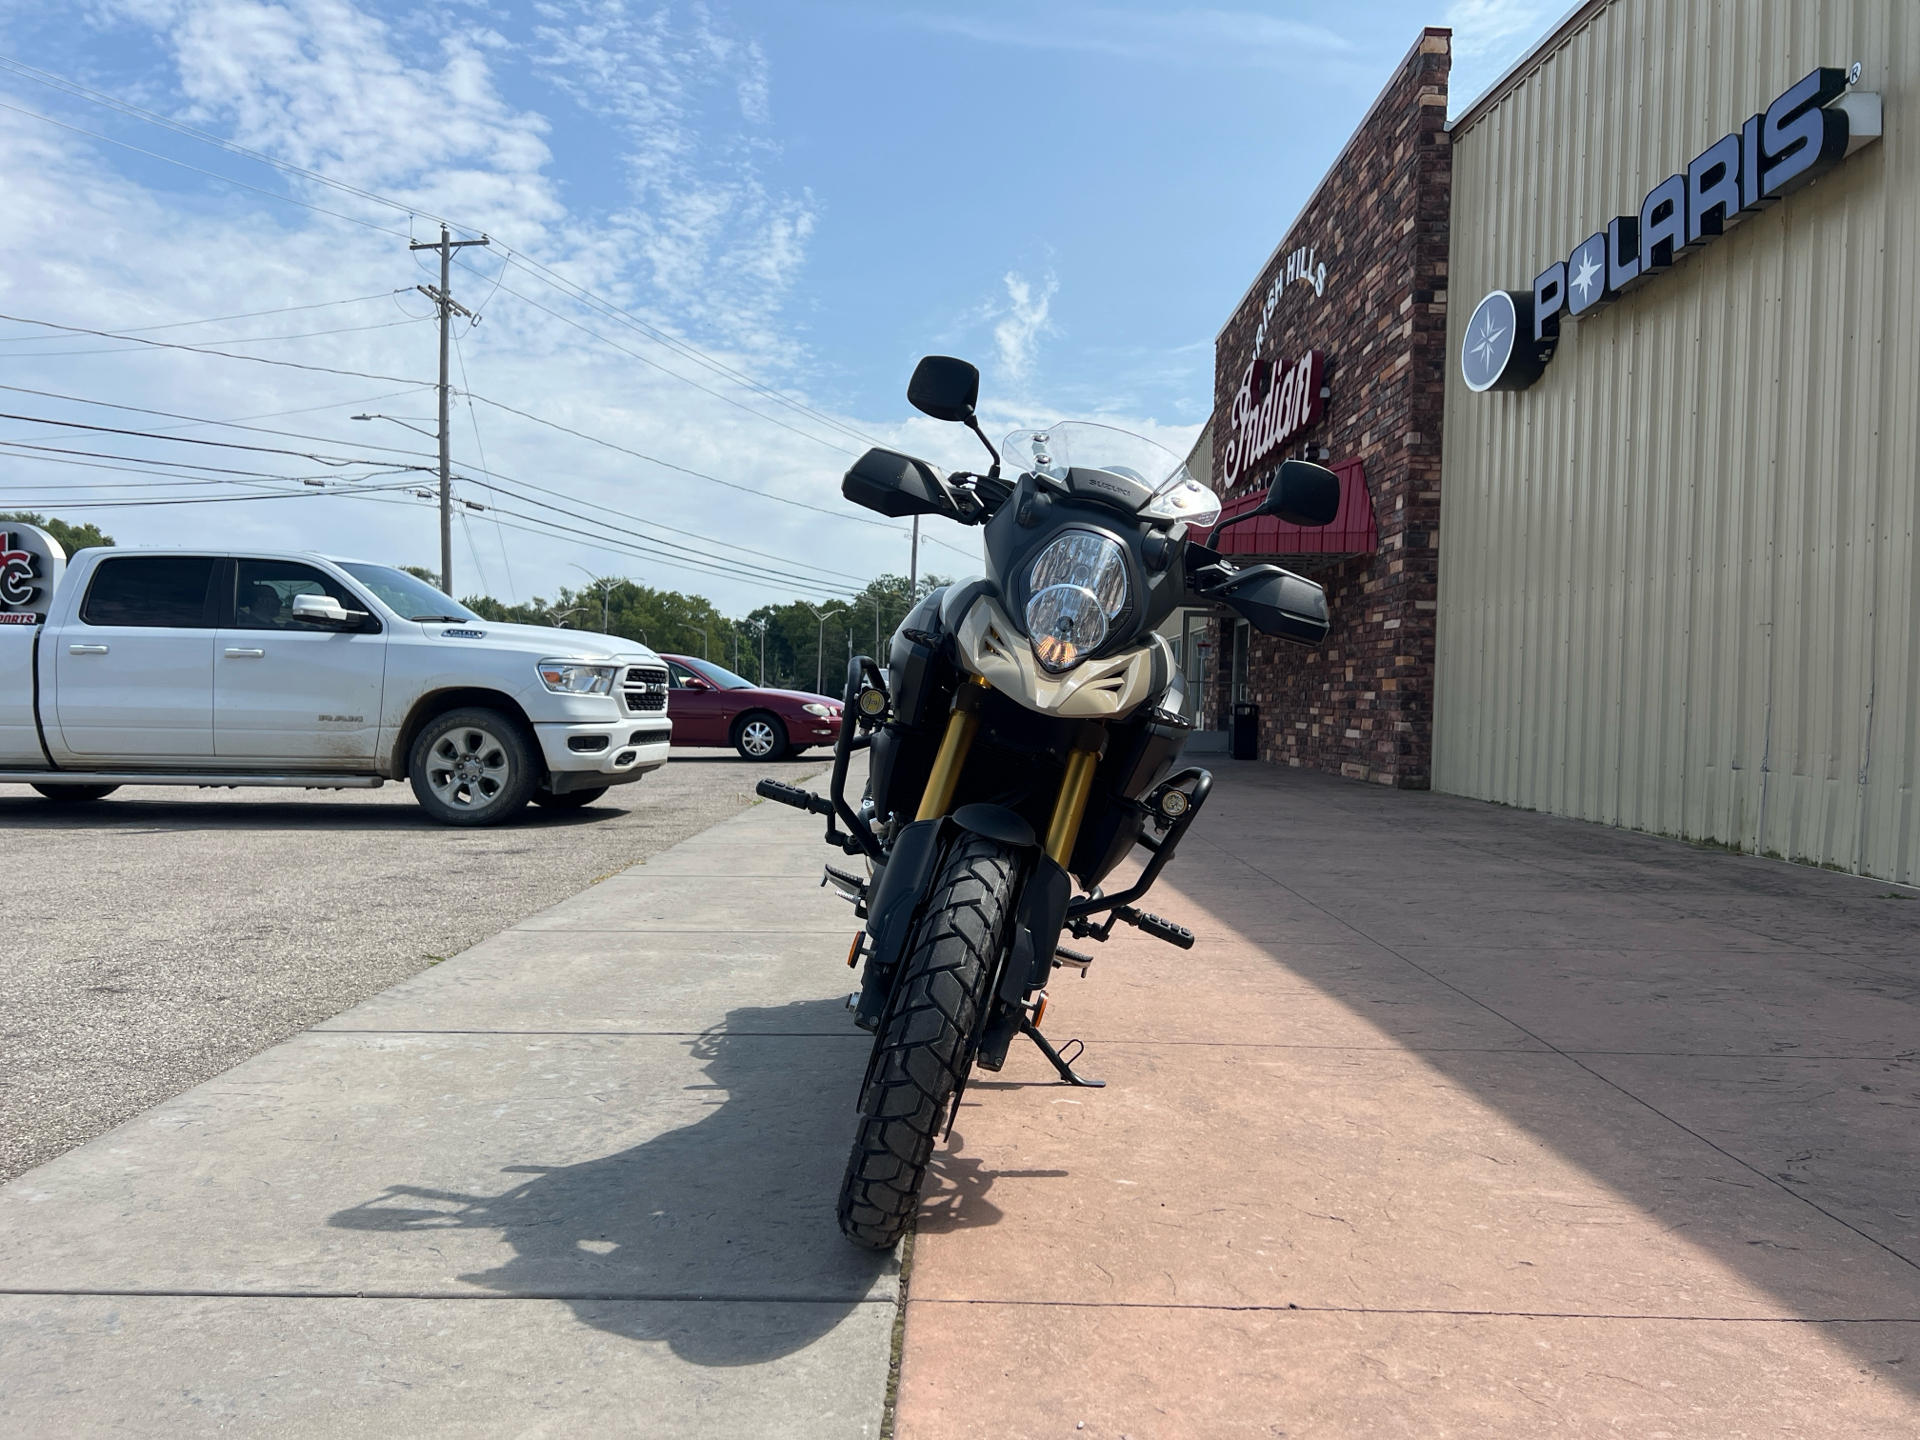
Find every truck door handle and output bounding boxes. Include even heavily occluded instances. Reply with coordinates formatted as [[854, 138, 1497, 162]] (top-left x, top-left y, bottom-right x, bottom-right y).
[[223, 647, 266, 658], [69, 644, 109, 655]]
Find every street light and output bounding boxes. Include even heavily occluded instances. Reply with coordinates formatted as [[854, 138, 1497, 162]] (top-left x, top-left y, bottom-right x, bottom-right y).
[[801, 603, 846, 697], [569, 564, 621, 633], [686, 624, 709, 660]]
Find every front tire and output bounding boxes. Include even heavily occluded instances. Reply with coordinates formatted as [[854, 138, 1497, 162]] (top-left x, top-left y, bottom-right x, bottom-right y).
[[838, 834, 1015, 1250], [31, 783, 120, 803], [733, 712, 791, 761], [408, 708, 539, 826]]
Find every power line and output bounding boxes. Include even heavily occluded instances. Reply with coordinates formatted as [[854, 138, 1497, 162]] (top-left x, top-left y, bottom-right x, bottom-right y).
[[0, 379, 877, 582], [0, 409, 433, 470], [0, 291, 403, 340], [0, 96, 411, 239], [0, 315, 428, 357], [463, 390, 901, 530], [0, 383, 438, 458], [0, 312, 427, 385], [465, 264, 860, 457]]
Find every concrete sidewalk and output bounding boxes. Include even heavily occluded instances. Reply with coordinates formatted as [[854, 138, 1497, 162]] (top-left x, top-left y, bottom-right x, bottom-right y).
[[897, 762, 1920, 1438], [0, 768, 896, 1435]]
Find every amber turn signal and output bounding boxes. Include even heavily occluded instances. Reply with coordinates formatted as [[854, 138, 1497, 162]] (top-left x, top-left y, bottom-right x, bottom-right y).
[[846, 933, 863, 968]]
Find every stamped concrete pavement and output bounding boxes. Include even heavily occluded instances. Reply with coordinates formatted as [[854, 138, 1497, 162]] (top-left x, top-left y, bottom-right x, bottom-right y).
[[0, 765, 896, 1436], [897, 761, 1920, 1439]]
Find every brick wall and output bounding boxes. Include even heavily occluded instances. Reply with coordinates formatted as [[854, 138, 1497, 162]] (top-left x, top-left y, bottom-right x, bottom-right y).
[[1210, 27, 1451, 789]]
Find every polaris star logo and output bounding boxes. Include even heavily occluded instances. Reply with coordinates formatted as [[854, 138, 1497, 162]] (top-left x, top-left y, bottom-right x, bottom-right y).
[[1465, 66, 1882, 393]]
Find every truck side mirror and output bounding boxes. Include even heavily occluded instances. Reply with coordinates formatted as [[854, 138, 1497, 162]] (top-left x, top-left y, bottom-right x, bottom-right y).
[[292, 593, 369, 625], [906, 355, 980, 423]]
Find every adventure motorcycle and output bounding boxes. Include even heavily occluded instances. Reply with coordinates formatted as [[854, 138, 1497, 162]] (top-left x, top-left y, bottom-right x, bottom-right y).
[[755, 355, 1337, 1250]]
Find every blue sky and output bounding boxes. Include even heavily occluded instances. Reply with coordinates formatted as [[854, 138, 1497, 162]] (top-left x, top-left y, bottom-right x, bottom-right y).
[[0, 0, 1555, 609]]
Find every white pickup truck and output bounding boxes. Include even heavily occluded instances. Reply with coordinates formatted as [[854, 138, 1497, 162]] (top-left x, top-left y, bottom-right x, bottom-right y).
[[0, 523, 671, 825]]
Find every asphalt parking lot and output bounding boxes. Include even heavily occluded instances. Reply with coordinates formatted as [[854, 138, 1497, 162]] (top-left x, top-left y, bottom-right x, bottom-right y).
[[0, 750, 828, 1183]]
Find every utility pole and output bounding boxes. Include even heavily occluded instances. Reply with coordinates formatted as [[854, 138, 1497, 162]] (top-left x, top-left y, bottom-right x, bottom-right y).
[[909, 517, 920, 600], [410, 224, 490, 595]]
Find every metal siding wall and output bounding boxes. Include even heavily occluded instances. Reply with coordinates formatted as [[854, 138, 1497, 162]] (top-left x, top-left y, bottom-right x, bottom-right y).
[[1436, 0, 1920, 883]]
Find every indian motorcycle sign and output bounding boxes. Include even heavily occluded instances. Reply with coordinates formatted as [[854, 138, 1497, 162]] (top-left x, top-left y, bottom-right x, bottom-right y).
[[1463, 66, 1883, 393], [1220, 349, 1326, 489]]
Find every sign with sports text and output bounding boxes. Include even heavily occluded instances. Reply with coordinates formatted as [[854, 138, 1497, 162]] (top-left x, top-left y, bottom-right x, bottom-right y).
[[0, 524, 66, 623], [1464, 66, 1884, 393], [1221, 349, 1326, 489]]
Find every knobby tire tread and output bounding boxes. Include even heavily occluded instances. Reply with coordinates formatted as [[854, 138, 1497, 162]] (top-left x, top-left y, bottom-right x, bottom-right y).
[[838, 833, 1014, 1250]]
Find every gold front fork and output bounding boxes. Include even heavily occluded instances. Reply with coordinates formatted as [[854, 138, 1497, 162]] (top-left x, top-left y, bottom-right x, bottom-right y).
[[915, 676, 990, 822], [1044, 727, 1106, 868]]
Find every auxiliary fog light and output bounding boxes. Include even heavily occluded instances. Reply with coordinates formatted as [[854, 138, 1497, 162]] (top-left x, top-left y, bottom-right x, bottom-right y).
[[856, 686, 889, 718], [1157, 788, 1190, 819]]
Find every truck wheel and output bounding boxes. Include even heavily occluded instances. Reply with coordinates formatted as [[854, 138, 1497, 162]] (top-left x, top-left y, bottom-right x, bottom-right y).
[[733, 712, 791, 761], [534, 786, 609, 810], [31, 783, 120, 803], [409, 708, 539, 826]]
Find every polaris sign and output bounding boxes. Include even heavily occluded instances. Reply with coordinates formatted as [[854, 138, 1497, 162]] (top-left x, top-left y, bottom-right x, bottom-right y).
[[1463, 66, 1883, 394]]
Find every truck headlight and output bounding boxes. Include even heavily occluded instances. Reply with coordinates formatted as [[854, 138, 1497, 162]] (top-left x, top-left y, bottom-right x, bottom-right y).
[[537, 659, 618, 695], [1025, 531, 1130, 673]]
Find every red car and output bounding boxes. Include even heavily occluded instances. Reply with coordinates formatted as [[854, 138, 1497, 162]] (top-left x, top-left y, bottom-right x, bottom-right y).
[[659, 654, 844, 760]]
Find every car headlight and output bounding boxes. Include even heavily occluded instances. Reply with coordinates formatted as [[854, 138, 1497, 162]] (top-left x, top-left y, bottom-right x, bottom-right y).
[[537, 659, 618, 695], [1024, 530, 1130, 673], [802, 702, 838, 718]]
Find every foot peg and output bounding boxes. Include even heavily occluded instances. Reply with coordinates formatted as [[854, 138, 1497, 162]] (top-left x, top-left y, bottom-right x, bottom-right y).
[[1053, 944, 1094, 977], [821, 863, 867, 908], [1114, 905, 1194, 949], [756, 778, 832, 816]]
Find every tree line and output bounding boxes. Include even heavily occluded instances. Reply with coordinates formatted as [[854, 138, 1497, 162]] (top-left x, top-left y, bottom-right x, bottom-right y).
[[451, 570, 951, 695]]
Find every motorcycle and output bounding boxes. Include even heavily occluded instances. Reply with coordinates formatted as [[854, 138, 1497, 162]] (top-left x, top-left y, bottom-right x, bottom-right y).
[[755, 355, 1338, 1249]]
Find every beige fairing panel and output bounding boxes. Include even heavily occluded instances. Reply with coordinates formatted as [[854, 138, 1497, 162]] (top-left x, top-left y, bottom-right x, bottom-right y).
[[954, 594, 1167, 720]]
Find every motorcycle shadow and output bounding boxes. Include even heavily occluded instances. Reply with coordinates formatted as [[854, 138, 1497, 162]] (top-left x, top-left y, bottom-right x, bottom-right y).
[[916, 1126, 1069, 1235], [326, 998, 889, 1367]]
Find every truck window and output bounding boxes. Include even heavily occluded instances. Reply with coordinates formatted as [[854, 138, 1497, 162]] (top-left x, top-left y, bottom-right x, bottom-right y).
[[233, 560, 380, 632], [81, 556, 216, 628]]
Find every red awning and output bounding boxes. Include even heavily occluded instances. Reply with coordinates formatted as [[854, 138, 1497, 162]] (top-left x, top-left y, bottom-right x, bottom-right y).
[[1192, 456, 1376, 562]]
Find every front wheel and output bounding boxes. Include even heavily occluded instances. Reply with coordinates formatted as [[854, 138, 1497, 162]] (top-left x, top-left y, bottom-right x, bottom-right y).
[[838, 833, 1015, 1250], [733, 712, 791, 762], [408, 708, 539, 826]]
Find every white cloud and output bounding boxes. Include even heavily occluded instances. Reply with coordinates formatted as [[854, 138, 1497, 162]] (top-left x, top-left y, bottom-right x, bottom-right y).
[[991, 270, 1057, 385], [1444, 0, 1559, 110], [0, 0, 1192, 611]]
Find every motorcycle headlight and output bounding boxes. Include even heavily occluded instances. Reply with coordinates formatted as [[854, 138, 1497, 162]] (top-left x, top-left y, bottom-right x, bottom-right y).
[[1024, 531, 1130, 674], [537, 659, 618, 695]]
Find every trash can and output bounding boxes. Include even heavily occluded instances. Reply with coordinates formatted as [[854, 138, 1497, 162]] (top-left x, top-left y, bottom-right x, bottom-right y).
[[1230, 701, 1259, 760]]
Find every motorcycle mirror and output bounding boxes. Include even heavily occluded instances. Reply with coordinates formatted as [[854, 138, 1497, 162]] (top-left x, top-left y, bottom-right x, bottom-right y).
[[1213, 458, 1342, 538], [907, 355, 981, 423]]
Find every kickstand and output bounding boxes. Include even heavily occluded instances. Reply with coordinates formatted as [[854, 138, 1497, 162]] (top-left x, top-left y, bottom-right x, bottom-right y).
[[1020, 1020, 1106, 1088]]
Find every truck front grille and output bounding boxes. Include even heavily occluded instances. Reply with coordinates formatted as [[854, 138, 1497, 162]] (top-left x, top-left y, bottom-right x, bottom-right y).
[[622, 666, 668, 713]]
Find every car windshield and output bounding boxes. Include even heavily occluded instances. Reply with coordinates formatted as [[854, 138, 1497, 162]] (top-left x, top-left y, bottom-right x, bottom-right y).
[[338, 563, 477, 622], [685, 657, 755, 690], [999, 420, 1220, 527]]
